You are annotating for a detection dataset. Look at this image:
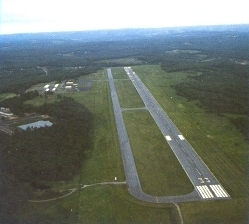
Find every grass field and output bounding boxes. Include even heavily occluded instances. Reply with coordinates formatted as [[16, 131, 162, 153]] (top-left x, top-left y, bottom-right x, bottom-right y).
[[2, 66, 248, 223], [0, 92, 16, 101], [111, 67, 130, 79], [115, 80, 145, 108]]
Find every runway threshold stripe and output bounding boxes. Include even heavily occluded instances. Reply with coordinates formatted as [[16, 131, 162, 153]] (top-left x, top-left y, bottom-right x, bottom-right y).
[[210, 185, 229, 197], [196, 185, 214, 199], [210, 185, 223, 197], [202, 185, 214, 198], [217, 185, 229, 197], [196, 186, 208, 199]]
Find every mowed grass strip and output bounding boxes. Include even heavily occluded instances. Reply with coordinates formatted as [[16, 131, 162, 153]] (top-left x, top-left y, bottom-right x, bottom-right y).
[[115, 80, 145, 108], [0, 92, 18, 101], [78, 185, 179, 224], [180, 199, 249, 224], [111, 67, 129, 79], [69, 80, 124, 184], [123, 110, 193, 196]]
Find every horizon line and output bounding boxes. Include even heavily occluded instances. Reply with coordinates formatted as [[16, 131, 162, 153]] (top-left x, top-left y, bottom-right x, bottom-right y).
[[1, 23, 249, 36]]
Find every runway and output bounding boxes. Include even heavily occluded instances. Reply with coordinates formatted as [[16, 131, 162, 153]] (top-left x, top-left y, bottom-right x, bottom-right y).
[[108, 67, 230, 203]]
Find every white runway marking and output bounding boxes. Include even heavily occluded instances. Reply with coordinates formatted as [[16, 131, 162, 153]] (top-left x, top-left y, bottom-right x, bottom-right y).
[[165, 135, 172, 141], [204, 177, 210, 183], [178, 135, 185, 140], [196, 185, 214, 199], [210, 185, 229, 197], [187, 156, 194, 163], [195, 168, 201, 175], [198, 178, 204, 183]]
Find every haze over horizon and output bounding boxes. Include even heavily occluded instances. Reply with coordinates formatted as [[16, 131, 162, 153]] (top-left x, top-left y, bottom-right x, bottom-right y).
[[1, 0, 249, 34]]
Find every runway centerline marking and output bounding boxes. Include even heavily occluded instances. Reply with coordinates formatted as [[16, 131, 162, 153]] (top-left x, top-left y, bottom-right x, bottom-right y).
[[198, 178, 204, 183], [195, 168, 202, 176]]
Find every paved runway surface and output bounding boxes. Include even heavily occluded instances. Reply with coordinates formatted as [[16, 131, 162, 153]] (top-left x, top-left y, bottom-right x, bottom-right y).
[[108, 67, 230, 203]]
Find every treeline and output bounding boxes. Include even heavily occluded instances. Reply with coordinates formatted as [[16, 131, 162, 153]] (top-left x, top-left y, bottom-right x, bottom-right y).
[[172, 62, 249, 139], [173, 65, 249, 114], [229, 117, 249, 141]]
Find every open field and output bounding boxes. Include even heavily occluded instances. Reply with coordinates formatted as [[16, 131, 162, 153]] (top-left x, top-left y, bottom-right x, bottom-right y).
[[111, 67, 130, 79], [112, 67, 144, 108], [0, 92, 16, 101], [181, 199, 249, 224], [77, 185, 180, 224], [115, 80, 145, 108], [16, 186, 181, 224]]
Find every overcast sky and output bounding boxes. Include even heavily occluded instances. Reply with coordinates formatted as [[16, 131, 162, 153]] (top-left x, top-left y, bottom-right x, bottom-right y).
[[1, 0, 249, 34]]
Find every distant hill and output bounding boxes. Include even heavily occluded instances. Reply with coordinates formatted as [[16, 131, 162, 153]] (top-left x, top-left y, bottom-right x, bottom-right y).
[[1, 24, 248, 42]]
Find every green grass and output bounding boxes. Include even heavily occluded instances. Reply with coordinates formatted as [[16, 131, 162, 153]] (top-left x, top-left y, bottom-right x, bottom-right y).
[[25, 95, 59, 106], [123, 110, 193, 196], [0, 92, 16, 101], [111, 67, 129, 79], [78, 185, 180, 224], [112, 66, 145, 108], [180, 199, 249, 224], [115, 80, 145, 108], [81, 69, 108, 81], [17, 186, 181, 224]]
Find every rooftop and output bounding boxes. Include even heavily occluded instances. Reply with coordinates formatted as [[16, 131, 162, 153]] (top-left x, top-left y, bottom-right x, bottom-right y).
[[18, 120, 53, 131]]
